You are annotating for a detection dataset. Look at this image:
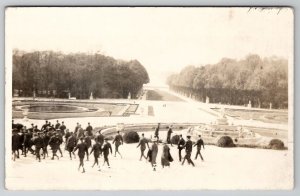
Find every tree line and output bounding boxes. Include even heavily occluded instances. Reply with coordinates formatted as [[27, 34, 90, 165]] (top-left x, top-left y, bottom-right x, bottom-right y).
[[167, 54, 288, 109], [13, 50, 149, 99]]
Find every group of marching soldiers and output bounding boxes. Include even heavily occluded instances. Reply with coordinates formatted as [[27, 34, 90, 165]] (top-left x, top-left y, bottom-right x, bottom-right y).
[[12, 120, 205, 173]]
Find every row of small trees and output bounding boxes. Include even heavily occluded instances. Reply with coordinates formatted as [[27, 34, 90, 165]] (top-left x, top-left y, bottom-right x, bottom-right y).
[[13, 50, 149, 99], [167, 54, 288, 109]]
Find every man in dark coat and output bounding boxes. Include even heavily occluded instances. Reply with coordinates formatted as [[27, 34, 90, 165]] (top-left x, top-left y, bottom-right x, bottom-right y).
[[41, 120, 49, 131], [102, 138, 112, 168], [32, 132, 44, 162], [73, 137, 89, 173], [86, 122, 93, 137], [182, 135, 195, 167], [41, 132, 50, 159], [55, 120, 61, 130], [48, 133, 61, 160], [65, 132, 77, 160], [12, 129, 21, 161], [154, 123, 160, 140], [64, 129, 71, 142], [59, 121, 66, 136], [57, 131, 64, 157], [112, 131, 123, 158], [167, 125, 173, 146], [177, 134, 185, 162], [84, 132, 92, 161], [23, 128, 34, 157], [95, 130, 104, 146], [90, 140, 102, 170], [194, 135, 205, 161], [137, 133, 149, 161]]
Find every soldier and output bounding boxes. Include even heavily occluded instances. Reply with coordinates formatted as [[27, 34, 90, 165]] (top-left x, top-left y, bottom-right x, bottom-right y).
[[194, 135, 205, 161], [65, 132, 77, 160], [74, 122, 80, 135], [41, 132, 50, 159], [102, 138, 112, 168], [182, 135, 195, 167], [90, 140, 102, 170], [12, 129, 21, 161], [167, 125, 173, 146], [86, 122, 93, 137], [84, 132, 92, 161], [23, 128, 34, 157], [154, 123, 160, 140], [59, 121, 66, 136], [112, 131, 123, 158], [57, 131, 64, 157], [137, 133, 149, 161], [64, 129, 71, 143], [73, 137, 89, 173], [177, 134, 185, 162], [77, 124, 84, 139], [48, 133, 61, 160], [151, 136, 159, 171], [41, 120, 49, 131], [55, 120, 61, 130], [95, 130, 104, 146], [32, 132, 44, 162]]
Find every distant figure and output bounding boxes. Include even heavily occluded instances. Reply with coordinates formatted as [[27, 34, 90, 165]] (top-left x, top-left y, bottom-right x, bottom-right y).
[[154, 123, 160, 140], [194, 135, 205, 161], [177, 134, 185, 162], [102, 138, 113, 168], [161, 143, 173, 168], [41, 132, 50, 159], [57, 132, 64, 157], [65, 132, 77, 160], [74, 122, 80, 135], [55, 120, 61, 130], [182, 135, 195, 167], [167, 125, 173, 146], [12, 129, 20, 161], [112, 131, 123, 158], [90, 140, 102, 170], [23, 128, 34, 157], [32, 132, 44, 162], [41, 120, 49, 131], [86, 122, 93, 137], [137, 133, 149, 161], [73, 137, 89, 173], [151, 137, 159, 171], [64, 129, 71, 143], [95, 130, 105, 147]]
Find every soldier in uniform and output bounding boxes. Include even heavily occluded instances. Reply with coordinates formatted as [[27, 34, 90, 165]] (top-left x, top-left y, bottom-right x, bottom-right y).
[[102, 138, 112, 168], [59, 121, 66, 136], [86, 122, 93, 137], [57, 131, 64, 157], [64, 129, 71, 143], [32, 132, 44, 162], [194, 135, 205, 161], [90, 140, 102, 170], [112, 131, 123, 158], [41, 120, 49, 131], [95, 130, 104, 146], [55, 120, 61, 130], [84, 132, 92, 161], [48, 133, 61, 160], [12, 129, 21, 161], [41, 132, 50, 159], [154, 123, 160, 140], [167, 125, 173, 146], [23, 128, 34, 157], [65, 132, 77, 160], [177, 134, 185, 162], [73, 137, 89, 173], [182, 135, 195, 167], [151, 136, 159, 171], [137, 133, 149, 161]]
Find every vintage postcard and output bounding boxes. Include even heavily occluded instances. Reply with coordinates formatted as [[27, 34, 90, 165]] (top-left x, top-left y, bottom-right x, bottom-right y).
[[5, 7, 294, 190]]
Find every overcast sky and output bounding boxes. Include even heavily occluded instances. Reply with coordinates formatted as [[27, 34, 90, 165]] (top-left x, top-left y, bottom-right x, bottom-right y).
[[6, 7, 293, 85]]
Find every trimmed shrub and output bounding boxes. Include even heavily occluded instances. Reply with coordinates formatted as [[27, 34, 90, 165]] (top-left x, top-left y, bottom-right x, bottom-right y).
[[123, 131, 140, 143], [217, 136, 235, 147], [269, 139, 285, 150], [171, 135, 180, 144]]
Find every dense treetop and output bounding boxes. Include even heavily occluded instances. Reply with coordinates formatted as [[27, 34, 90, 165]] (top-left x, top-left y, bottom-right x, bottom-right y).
[[167, 54, 288, 109], [13, 50, 149, 99]]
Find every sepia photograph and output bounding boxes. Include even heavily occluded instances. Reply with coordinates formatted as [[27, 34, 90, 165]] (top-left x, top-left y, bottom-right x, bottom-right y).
[[5, 7, 294, 190]]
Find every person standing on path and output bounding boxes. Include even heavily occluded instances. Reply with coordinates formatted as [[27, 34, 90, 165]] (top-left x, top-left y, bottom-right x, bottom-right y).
[[151, 137, 159, 171], [194, 135, 205, 161], [154, 123, 160, 140], [166, 125, 173, 146], [73, 137, 89, 173], [90, 140, 102, 170], [102, 138, 113, 168], [182, 135, 195, 167], [137, 133, 149, 161], [112, 131, 123, 158], [177, 134, 185, 162]]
